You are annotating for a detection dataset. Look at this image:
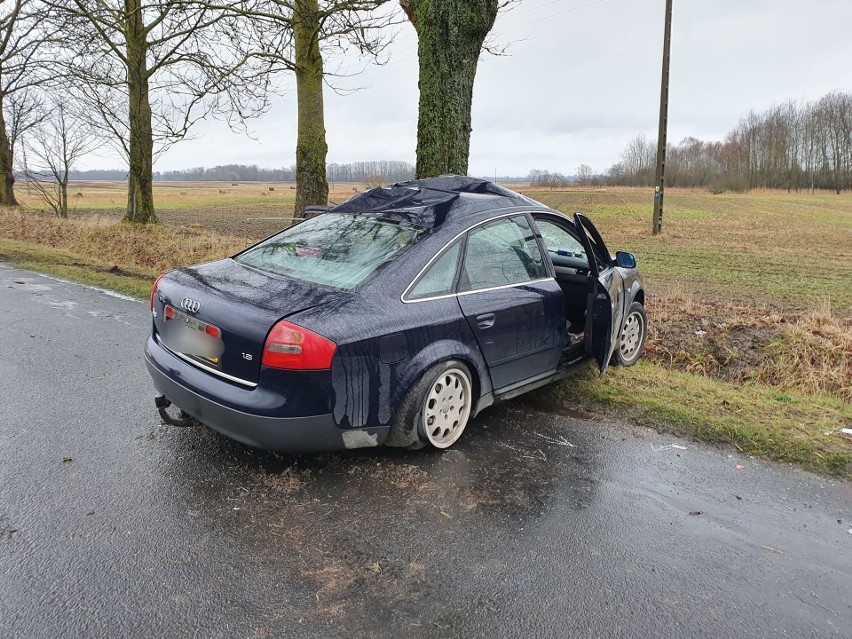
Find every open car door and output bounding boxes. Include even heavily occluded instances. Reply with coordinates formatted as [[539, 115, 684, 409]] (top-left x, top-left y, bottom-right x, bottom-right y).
[[573, 213, 624, 375]]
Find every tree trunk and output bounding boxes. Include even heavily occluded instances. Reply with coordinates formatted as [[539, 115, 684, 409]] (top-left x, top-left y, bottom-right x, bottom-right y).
[[124, 0, 157, 224], [59, 176, 68, 218], [401, 0, 498, 178], [293, 0, 328, 217], [0, 93, 19, 207]]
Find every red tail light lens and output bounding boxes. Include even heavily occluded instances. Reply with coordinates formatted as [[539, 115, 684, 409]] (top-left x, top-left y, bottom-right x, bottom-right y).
[[262, 320, 336, 370], [150, 273, 166, 311]]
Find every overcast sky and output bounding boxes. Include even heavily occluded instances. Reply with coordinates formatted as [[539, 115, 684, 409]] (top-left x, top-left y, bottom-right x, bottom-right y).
[[83, 0, 852, 177]]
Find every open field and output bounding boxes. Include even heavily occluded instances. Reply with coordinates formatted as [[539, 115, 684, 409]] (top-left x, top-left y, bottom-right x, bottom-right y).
[[17, 180, 358, 238], [18, 181, 852, 310], [2, 182, 851, 475], [528, 187, 852, 311]]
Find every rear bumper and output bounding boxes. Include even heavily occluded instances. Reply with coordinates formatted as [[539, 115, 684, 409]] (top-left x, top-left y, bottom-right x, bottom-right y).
[[144, 338, 388, 453]]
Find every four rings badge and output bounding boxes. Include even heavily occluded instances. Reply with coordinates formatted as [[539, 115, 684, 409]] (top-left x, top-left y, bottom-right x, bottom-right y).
[[181, 297, 200, 314]]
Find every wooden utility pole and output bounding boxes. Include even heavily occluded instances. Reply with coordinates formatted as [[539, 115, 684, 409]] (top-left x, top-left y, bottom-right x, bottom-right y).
[[652, 0, 673, 235]]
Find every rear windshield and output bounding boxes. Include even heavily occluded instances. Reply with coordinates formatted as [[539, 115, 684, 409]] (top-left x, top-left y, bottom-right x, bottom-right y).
[[235, 213, 426, 290]]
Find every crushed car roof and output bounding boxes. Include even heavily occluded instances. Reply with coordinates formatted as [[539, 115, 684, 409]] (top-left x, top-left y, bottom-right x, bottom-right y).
[[328, 175, 544, 229]]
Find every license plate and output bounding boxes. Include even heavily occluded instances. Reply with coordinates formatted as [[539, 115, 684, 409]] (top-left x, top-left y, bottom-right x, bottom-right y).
[[162, 306, 224, 363]]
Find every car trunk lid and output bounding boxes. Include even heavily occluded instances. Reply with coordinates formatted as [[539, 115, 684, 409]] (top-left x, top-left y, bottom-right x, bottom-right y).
[[153, 259, 348, 385]]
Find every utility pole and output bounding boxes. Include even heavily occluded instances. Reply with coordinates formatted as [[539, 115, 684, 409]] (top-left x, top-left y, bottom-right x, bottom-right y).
[[652, 0, 673, 235]]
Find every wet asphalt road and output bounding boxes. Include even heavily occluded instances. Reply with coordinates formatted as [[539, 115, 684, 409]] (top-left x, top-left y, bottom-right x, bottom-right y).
[[1, 265, 851, 639]]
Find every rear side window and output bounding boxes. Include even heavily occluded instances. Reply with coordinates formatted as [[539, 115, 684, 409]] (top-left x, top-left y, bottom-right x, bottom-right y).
[[460, 215, 547, 292], [235, 213, 425, 290], [407, 240, 462, 300]]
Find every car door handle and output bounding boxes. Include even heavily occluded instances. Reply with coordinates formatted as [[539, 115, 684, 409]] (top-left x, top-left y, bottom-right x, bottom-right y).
[[476, 313, 495, 329]]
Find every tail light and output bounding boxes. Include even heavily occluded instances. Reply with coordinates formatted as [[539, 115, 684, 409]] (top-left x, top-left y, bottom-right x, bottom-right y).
[[150, 273, 166, 311], [262, 320, 336, 370]]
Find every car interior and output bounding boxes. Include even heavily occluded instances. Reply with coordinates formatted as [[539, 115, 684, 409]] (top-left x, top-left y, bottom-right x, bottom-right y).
[[533, 217, 594, 340]]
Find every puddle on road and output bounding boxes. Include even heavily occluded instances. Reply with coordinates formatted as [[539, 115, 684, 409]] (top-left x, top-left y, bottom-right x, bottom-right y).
[[7, 278, 53, 292], [149, 401, 603, 633]]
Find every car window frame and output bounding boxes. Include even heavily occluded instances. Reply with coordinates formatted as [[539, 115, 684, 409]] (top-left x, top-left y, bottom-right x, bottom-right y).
[[401, 211, 554, 304], [531, 212, 612, 276], [532, 217, 589, 268], [457, 213, 550, 294], [574, 212, 614, 271], [405, 236, 466, 301]]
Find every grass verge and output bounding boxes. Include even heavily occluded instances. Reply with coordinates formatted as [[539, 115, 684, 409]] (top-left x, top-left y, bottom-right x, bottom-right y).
[[534, 362, 852, 479], [0, 238, 155, 299]]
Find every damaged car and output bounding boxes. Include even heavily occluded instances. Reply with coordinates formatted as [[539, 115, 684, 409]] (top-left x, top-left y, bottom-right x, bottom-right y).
[[145, 176, 646, 452]]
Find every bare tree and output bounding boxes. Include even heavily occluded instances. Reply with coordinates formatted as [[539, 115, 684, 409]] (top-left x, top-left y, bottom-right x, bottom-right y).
[[527, 169, 546, 186], [232, 0, 397, 216], [23, 101, 96, 217], [576, 164, 592, 186], [7, 88, 44, 158], [527, 169, 568, 189], [819, 91, 852, 194], [49, 0, 273, 223], [607, 90, 852, 193], [0, 0, 57, 206], [619, 134, 655, 185]]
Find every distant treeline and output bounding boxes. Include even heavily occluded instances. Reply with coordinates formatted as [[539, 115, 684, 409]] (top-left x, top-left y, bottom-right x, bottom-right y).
[[68, 161, 415, 184], [327, 161, 414, 184], [67, 169, 129, 180], [608, 90, 852, 192]]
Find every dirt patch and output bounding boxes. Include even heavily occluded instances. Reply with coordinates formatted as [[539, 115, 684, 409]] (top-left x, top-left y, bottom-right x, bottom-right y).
[[646, 292, 851, 401], [646, 294, 781, 378]]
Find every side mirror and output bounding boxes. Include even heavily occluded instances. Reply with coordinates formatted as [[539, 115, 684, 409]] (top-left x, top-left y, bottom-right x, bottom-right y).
[[615, 251, 636, 269]]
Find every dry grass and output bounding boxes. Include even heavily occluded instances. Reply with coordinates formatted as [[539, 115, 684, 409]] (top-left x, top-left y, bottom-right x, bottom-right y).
[[753, 305, 851, 400], [17, 180, 299, 210], [17, 179, 363, 213], [17, 180, 371, 241], [646, 291, 851, 402], [0, 209, 248, 272]]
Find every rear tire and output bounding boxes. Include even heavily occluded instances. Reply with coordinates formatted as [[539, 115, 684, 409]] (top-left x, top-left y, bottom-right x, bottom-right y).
[[386, 360, 473, 450], [614, 302, 647, 367]]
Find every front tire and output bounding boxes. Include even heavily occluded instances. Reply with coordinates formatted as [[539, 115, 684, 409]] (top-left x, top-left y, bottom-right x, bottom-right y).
[[614, 302, 647, 366], [386, 360, 474, 450]]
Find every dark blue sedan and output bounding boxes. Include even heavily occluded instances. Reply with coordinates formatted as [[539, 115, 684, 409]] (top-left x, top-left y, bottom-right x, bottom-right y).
[[145, 176, 646, 452]]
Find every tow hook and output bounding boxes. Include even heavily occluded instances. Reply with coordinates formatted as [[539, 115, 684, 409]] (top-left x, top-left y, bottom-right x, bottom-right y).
[[155, 394, 199, 428]]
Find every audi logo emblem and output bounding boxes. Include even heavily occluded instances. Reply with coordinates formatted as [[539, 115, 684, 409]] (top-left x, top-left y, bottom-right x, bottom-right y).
[[180, 297, 200, 314]]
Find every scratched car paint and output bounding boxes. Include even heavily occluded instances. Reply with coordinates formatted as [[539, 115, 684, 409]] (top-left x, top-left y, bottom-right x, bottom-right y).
[[144, 176, 646, 453]]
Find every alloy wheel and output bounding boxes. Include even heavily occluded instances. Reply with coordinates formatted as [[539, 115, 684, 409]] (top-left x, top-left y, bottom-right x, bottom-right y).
[[619, 310, 645, 363], [421, 367, 472, 449]]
